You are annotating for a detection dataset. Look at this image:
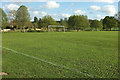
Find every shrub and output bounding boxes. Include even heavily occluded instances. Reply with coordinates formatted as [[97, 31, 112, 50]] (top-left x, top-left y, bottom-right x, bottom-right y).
[[84, 27, 92, 31], [27, 29, 44, 32]]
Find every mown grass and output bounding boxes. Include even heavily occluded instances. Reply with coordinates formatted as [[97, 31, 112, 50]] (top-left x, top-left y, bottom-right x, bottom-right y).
[[2, 31, 118, 78]]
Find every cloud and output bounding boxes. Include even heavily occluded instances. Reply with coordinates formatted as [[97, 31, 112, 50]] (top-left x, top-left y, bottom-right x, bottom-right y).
[[3, 4, 20, 11], [89, 6, 101, 11], [102, 0, 114, 3], [95, 14, 105, 20], [31, 11, 47, 21], [89, 5, 117, 15], [74, 9, 86, 15], [32, 11, 47, 17], [41, 11, 47, 16], [61, 13, 71, 18], [2, 0, 117, 3], [33, 11, 39, 15], [65, 8, 73, 11], [101, 5, 117, 15], [49, 13, 71, 20], [45, 1, 60, 9], [88, 0, 115, 3]]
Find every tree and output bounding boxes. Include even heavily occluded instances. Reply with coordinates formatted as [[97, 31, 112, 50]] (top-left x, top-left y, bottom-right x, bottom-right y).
[[7, 10, 17, 31], [33, 23, 38, 30], [68, 15, 89, 30], [103, 16, 118, 31], [8, 10, 17, 28], [33, 17, 39, 30], [0, 8, 8, 29], [34, 16, 39, 23], [118, 12, 120, 30], [38, 18, 42, 28], [26, 21, 33, 29], [90, 20, 103, 30], [40, 15, 59, 29], [60, 18, 68, 28], [15, 5, 31, 32]]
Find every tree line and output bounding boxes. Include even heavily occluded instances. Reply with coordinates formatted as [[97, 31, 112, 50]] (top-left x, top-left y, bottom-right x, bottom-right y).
[[0, 5, 120, 32]]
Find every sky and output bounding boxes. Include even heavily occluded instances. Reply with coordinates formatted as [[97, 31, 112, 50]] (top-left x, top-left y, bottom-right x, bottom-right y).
[[0, 0, 119, 21]]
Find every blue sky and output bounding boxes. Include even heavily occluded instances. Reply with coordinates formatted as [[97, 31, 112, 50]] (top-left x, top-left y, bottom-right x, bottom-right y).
[[1, 1, 119, 21]]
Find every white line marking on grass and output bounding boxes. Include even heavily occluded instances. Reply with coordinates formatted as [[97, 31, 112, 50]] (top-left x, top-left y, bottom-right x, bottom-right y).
[[2, 46, 101, 78]]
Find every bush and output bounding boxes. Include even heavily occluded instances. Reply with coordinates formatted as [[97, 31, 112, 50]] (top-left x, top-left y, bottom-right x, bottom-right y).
[[27, 29, 44, 32], [84, 27, 92, 31], [111, 27, 119, 31], [27, 29, 34, 32]]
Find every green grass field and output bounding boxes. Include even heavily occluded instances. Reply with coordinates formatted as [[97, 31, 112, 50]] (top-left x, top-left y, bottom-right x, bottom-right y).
[[2, 31, 118, 78]]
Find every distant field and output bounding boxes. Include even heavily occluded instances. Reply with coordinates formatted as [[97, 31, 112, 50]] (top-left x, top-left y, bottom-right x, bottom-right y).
[[2, 31, 118, 78]]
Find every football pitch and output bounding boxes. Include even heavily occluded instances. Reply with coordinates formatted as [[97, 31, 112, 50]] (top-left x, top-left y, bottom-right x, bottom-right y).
[[1, 31, 118, 78]]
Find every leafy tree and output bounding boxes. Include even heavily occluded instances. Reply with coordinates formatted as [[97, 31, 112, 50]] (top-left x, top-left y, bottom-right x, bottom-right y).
[[33, 16, 39, 30], [118, 12, 120, 30], [0, 8, 8, 29], [64, 18, 68, 22], [34, 16, 39, 23], [103, 16, 118, 31], [33, 23, 38, 30], [60, 18, 68, 28], [90, 20, 103, 30], [89, 19, 93, 24], [68, 15, 89, 30], [40, 15, 59, 29], [15, 5, 31, 32], [38, 18, 42, 28], [26, 21, 33, 29]]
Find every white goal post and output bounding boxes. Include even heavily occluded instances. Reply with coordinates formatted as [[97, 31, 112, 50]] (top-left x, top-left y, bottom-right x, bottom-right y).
[[48, 25, 65, 32]]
